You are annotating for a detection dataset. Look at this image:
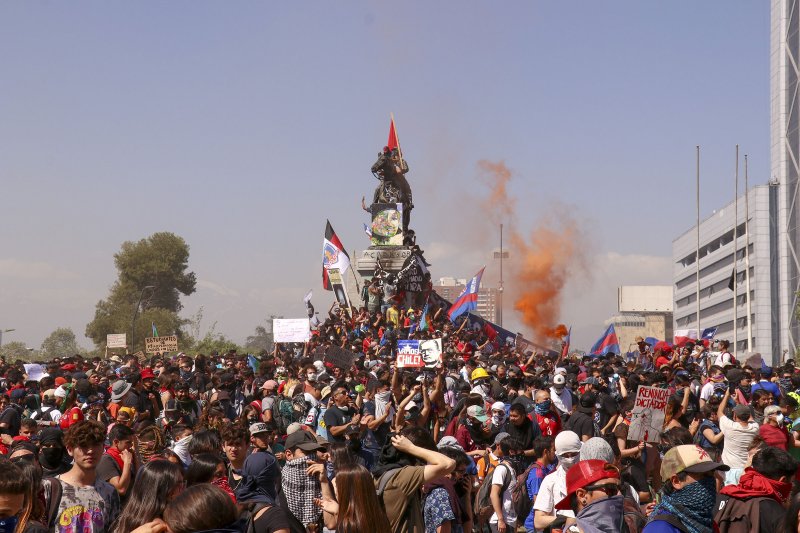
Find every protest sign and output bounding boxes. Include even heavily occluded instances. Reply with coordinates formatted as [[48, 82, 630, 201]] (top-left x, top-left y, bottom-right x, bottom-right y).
[[23, 364, 45, 382], [326, 269, 352, 312], [397, 340, 424, 368], [324, 346, 357, 369], [273, 318, 311, 343], [419, 338, 442, 368], [628, 385, 670, 443], [145, 336, 179, 354], [312, 345, 327, 361], [133, 351, 146, 361], [106, 334, 127, 349]]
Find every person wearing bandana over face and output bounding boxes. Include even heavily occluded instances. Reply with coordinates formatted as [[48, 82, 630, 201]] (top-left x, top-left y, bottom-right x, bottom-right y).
[[38, 427, 71, 477], [643, 444, 729, 533], [554, 459, 625, 533], [489, 401, 507, 434], [533, 390, 562, 437], [532, 430, 582, 532], [714, 446, 797, 532]]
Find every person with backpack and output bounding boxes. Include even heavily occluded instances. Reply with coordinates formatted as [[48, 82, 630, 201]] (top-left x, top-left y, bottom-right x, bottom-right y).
[[489, 437, 526, 533], [30, 389, 61, 427]]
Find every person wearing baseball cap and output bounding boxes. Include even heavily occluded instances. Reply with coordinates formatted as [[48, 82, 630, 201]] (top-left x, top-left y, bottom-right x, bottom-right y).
[[643, 444, 729, 533], [554, 459, 624, 533], [550, 372, 572, 421]]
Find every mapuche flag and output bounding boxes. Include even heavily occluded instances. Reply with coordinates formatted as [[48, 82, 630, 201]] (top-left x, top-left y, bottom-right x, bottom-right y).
[[322, 220, 350, 291], [447, 267, 485, 322], [387, 116, 400, 153]]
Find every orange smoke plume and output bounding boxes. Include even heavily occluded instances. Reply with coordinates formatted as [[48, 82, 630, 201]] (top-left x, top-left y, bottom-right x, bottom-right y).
[[477, 160, 584, 343]]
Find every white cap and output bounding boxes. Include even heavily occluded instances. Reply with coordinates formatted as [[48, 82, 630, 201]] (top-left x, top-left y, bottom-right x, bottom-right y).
[[491, 401, 505, 412], [553, 374, 566, 386]]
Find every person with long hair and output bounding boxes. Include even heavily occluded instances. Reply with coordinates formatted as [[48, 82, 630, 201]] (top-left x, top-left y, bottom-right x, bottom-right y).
[[315, 462, 391, 533], [185, 453, 236, 502], [111, 460, 184, 533], [162, 484, 240, 533]]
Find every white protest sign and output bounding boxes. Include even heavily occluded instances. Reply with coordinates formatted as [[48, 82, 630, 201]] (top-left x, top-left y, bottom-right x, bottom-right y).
[[145, 336, 179, 354], [106, 333, 127, 349], [397, 340, 424, 368], [273, 318, 311, 343], [23, 364, 45, 382], [419, 338, 443, 368], [628, 385, 670, 443]]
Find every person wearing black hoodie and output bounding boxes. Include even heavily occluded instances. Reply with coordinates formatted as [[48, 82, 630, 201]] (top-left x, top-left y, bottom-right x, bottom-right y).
[[502, 403, 541, 463], [37, 427, 71, 477]]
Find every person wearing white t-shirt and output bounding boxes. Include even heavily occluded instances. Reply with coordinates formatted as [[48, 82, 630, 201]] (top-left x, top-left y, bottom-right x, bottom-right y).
[[699, 366, 726, 408], [533, 430, 582, 532], [489, 438, 520, 533], [717, 388, 758, 486], [713, 340, 733, 367]]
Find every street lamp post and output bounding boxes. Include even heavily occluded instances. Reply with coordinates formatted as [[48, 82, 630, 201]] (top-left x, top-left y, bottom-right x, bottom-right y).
[[131, 286, 155, 354], [493, 224, 509, 327], [0, 329, 15, 348]]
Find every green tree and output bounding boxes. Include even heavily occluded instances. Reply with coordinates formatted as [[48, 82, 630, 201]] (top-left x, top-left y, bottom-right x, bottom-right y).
[[86, 232, 197, 353], [1, 341, 34, 361], [40, 327, 81, 358], [244, 316, 282, 354]]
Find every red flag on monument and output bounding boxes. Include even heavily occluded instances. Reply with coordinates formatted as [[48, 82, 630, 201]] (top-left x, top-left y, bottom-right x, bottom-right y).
[[387, 116, 400, 153]]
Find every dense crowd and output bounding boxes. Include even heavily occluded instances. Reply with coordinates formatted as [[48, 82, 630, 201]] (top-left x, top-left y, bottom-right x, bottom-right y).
[[3, 299, 800, 533]]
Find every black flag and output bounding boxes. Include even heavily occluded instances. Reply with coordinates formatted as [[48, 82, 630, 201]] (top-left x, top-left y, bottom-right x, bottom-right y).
[[728, 269, 736, 291]]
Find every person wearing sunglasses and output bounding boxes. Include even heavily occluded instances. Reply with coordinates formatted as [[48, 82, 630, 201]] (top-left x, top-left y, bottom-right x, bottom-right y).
[[554, 459, 624, 533]]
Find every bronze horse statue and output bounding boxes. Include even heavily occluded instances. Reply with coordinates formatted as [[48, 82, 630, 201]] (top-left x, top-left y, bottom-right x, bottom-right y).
[[370, 147, 412, 233]]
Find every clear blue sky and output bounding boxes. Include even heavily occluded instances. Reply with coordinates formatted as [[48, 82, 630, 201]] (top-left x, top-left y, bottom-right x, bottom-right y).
[[0, 2, 770, 351]]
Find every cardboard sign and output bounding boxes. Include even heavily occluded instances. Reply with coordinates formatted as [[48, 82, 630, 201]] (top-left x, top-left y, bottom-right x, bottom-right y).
[[628, 385, 670, 443], [133, 351, 146, 361], [397, 340, 424, 368], [145, 336, 179, 354], [324, 346, 357, 369], [326, 269, 352, 312], [312, 345, 327, 361], [273, 318, 311, 343], [106, 333, 127, 349], [419, 339, 443, 368]]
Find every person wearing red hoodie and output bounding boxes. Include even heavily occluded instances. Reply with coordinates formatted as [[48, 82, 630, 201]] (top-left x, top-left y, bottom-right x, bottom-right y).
[[715, 446, 797, 532]]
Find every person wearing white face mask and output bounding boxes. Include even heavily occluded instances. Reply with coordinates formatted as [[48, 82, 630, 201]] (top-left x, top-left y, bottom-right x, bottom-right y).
[[759, 404, 797, 451], [532, 430, 582, 532], [550, 372, 573, 421], [490, 401, 507, 431]]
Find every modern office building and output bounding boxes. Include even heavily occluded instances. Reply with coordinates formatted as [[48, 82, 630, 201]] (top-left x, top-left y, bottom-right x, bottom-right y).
[[435, 277, 499, 323], [772, 0, 800, 355], [672, 185, 781, 361]]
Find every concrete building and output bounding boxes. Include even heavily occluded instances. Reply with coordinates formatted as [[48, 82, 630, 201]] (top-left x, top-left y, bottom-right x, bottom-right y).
[[435, 277, 499, 323], [672, 185, 780, 361], [605, 286, 674, 355], [772, 0, 800, 355]]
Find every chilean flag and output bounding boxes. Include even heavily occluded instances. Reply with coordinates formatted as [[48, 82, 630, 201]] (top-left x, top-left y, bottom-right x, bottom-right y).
[[322, 220, 350, 291], [588, 325, 620, 357], [701, 327, 718, 340], [673, 329, 698, 347], [448, 267, 485, 321]]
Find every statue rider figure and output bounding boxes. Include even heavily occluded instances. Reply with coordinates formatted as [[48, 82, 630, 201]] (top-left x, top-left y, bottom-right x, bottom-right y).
[[368, 146, 413, 235]]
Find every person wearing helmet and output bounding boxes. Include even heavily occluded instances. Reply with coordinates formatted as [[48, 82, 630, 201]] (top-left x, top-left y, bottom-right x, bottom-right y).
[[471, 367, 492, 400]]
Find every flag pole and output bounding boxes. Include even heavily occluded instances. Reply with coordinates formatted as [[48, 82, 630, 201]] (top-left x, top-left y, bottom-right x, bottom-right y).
[[350, 248, 361, 295], [734, 145, 739, 356], [744, 154, 753, 352], [696, 146, 701, 339]]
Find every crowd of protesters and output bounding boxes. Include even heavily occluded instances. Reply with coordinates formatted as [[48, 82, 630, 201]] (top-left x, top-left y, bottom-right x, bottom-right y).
[[4, 297, 800, 533]]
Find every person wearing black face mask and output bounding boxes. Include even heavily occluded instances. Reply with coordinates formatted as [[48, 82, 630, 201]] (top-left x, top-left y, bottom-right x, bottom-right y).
[[37, 428, 71, 477]]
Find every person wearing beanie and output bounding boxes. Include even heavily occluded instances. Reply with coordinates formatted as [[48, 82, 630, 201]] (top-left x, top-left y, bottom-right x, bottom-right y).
[[532, 430, 582, 531], [37, 427, 71, 477]]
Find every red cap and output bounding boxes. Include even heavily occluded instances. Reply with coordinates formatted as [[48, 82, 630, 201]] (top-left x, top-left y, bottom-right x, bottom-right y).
[[140, 368, 156, 380], [60, 364, 77, 372], [555, 460, 620, 510]]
